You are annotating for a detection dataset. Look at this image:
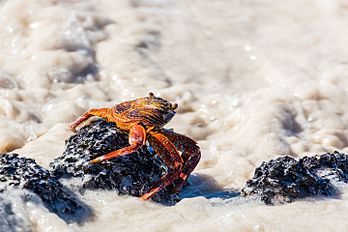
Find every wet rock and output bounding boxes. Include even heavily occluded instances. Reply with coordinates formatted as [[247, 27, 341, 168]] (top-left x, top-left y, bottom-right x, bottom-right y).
[[241, 156, 333, 205], [49, 120, 180, 205], [300, 151, 348, 182], [0, 153, 92, 223]]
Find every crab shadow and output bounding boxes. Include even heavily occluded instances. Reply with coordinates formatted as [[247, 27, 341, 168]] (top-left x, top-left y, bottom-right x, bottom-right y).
[[179, 173, 240, 200]]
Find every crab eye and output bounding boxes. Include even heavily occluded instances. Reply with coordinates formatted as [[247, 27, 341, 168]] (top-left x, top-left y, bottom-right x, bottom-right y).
[[170, 103, 178, 110], [149, 92, 154, 97]]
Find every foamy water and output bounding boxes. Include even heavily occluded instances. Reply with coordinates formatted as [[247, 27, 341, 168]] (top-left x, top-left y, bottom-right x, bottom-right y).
[[0, 0, 348, 231]]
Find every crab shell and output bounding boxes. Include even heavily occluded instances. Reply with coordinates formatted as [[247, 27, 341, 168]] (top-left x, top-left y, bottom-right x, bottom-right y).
[[112, 93, 178, 128]]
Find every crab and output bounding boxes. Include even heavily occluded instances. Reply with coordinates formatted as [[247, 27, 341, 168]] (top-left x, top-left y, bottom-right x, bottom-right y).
[[69, 92, 201, 201]]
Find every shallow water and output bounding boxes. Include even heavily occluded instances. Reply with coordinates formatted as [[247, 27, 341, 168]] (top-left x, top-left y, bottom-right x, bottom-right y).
[[0, 0, 348, 231]]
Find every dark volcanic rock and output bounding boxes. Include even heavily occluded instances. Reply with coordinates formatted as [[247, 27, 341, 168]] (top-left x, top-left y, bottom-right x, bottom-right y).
[[49, 120, 180, 205], [300, 151, 348, 182], [0, 153, 92, 223], [241, 156, 334, 205]]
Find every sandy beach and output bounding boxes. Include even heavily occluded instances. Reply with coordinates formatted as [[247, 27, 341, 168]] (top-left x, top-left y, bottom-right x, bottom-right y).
[[1, 0, 348, 231]]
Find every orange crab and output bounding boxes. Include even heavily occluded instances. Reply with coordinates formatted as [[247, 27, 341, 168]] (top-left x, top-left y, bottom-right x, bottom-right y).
[[69, 92, 201, 200]]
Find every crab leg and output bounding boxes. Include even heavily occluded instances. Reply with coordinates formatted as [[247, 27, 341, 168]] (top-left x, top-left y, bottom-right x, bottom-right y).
[[158, 129, 201, 193], [141, 131, 184, 200], [89, 123, 146, 163], [148, 131, 184, 167], [141, 168, 181, 201], [69, 108, 111, 132]]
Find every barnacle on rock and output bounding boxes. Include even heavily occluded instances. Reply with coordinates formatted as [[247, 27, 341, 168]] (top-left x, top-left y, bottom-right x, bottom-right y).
[[49, 120, 180, 205]]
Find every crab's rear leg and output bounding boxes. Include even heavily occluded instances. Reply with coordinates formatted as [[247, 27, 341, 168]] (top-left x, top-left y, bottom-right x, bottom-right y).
[[160, 129, 201, 193], [69, 108, 111, 132], [90, 123, 146, 163], [141, 131, 184, 200]]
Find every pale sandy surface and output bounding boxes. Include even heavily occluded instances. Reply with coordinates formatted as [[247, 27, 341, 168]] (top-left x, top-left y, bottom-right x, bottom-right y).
[[1, 0, 348, 231]]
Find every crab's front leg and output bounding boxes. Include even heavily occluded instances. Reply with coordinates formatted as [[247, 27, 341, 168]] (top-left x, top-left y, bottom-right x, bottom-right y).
[[89, 123, 146, 163], [69, 108, 112, 132]]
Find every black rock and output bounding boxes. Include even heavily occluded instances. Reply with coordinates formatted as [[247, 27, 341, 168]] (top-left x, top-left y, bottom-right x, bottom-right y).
[[300, 151, 348, 182], [241, 155, 333, 205], [49, 120, 180, 205], [0, 153, 92, 223]]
